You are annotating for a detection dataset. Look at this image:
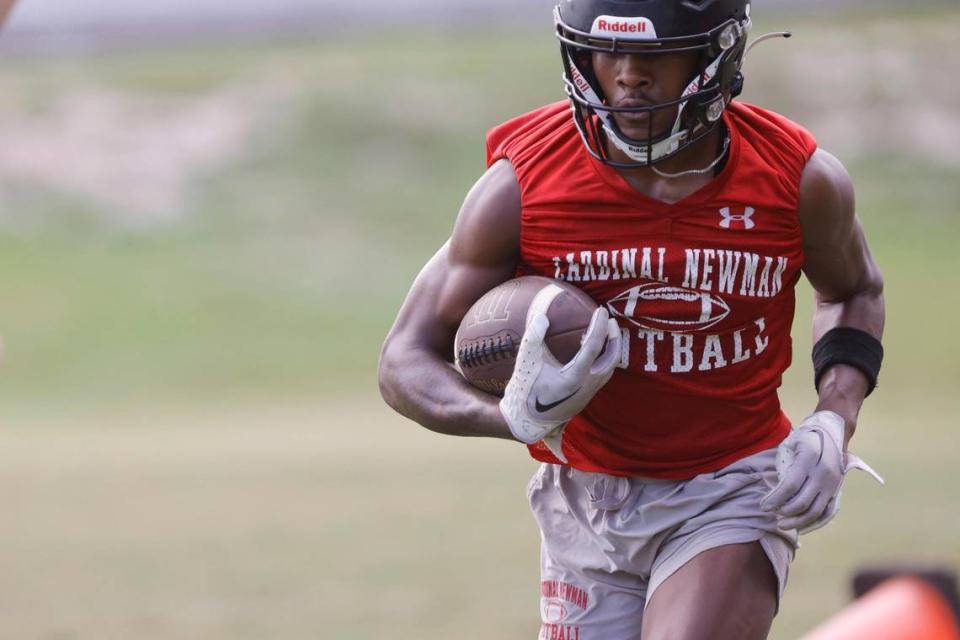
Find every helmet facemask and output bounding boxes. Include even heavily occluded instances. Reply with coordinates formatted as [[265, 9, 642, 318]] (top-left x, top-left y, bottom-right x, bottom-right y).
[[555, 5, 752, 169]]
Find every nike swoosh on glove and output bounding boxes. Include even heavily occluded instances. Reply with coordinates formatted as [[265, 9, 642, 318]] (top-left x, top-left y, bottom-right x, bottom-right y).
[[499, 305, 621, 463], [760, 410, 883, 534]]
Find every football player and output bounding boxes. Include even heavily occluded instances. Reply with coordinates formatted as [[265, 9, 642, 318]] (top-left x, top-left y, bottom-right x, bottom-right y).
[[379, 1, 885, 638]]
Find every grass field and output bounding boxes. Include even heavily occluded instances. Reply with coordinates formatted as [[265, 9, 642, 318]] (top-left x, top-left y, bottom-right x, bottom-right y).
[[1, 7, 959, 639]]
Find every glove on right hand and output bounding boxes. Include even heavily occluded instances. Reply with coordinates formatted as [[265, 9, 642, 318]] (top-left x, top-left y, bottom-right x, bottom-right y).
[[500, 306, 621, 461]]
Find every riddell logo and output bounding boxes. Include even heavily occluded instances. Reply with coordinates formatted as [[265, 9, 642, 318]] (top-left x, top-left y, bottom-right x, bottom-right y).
[[569, 64, 591, 94], [597, 19, 645, 33], [590, 15, 658, 39]]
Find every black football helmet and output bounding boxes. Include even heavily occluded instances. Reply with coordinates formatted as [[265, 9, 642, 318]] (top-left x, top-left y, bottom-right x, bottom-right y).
[[555, 0, 752, 168]]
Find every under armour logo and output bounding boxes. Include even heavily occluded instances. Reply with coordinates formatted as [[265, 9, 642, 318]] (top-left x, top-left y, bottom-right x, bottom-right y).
[[719, 206, 756, 230]]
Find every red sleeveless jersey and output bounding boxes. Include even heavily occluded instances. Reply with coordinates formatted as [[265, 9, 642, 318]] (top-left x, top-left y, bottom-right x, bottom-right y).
[[486, 100, 817, 479]]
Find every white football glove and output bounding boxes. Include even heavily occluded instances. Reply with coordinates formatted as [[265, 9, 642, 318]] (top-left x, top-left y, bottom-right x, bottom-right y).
[[760, 410, 883, 534], [499, 305, 621, 463]]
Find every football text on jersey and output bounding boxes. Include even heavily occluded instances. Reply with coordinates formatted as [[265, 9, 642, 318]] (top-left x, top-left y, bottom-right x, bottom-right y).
[[552, 245, 788, 374]]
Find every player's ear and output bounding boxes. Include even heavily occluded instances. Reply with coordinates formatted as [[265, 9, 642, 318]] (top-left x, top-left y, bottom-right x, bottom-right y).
[[577, 51, 592, 70]]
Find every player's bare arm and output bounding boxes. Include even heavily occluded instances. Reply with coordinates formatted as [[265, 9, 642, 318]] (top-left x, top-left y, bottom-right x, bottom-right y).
[[799, 148, 885, 445], [761, 148, 886, 533], [378, 159, 521, 440], [384, 1, 892, 635]]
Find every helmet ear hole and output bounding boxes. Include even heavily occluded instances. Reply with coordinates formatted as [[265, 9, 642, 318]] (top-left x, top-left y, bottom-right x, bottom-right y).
[[729, 72, 744, 98]]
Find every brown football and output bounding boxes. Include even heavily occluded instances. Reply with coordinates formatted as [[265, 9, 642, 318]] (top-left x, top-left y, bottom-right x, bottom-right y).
[[454, 276, 597, 397]]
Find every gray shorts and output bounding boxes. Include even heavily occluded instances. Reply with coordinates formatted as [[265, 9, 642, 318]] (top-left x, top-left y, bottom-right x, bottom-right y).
[[527, 447, 798, 640]]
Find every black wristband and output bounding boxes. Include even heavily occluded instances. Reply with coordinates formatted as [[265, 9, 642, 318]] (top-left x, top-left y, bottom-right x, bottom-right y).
[[813, 327, 883, 397]]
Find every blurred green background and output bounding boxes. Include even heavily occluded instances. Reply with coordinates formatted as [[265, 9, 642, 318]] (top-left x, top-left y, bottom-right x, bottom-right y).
[[1, 5, 958, 639]]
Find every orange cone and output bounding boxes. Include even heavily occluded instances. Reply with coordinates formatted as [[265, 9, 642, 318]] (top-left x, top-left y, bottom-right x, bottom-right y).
[[801, 576, 960, 640]]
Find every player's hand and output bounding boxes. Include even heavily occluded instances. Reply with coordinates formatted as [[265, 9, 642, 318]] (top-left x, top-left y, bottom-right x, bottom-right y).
[[761, 410, 883, 534], [499, 307, 621, 462]]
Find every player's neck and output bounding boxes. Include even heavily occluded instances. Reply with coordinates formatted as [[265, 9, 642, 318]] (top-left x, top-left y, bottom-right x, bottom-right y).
[[607, 125, 726, 205]]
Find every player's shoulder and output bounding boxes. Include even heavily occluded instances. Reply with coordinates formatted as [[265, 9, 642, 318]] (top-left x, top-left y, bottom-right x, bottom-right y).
[[727, 101, 818, 178], [486, 101, 573, 168], [798, 148, 855, 225]]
